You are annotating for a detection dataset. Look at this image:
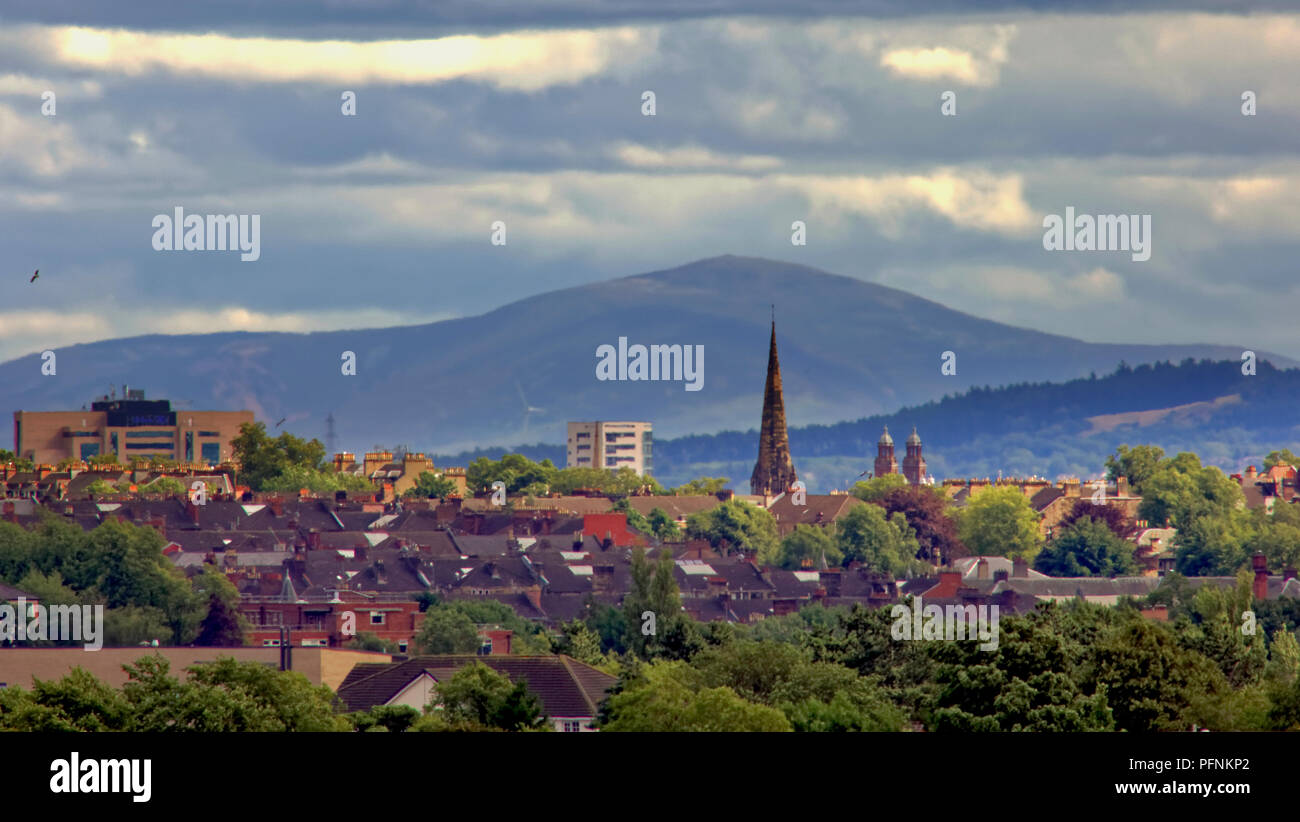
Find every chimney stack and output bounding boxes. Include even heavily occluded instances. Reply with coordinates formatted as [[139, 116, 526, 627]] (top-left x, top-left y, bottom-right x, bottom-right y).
[[1012, 557, 1028, 578], [1253, 553, 1269, 601]]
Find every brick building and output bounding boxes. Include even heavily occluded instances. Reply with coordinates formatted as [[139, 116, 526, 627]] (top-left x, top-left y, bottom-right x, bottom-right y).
[[13, 389, 252, 467]]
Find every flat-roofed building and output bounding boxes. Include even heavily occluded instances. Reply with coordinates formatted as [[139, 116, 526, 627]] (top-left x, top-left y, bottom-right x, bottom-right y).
[[566, 421, 652, 476], [13, 389, 253, 467]]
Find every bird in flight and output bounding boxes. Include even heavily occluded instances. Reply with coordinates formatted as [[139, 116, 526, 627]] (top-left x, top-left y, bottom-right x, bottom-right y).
[[275, 417, 286, 428], [29, 269, 38, 283]]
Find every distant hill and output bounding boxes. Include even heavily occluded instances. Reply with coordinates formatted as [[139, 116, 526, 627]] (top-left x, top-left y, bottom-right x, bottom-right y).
[[2, 255, 1289, 456], [436, 359, 1300, 492]]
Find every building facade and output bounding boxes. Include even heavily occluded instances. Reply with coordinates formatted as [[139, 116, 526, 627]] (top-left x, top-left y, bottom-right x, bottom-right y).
[[566, 421, 653, 475], [873, 425, 928, 485], [13, 390, 252, 466]]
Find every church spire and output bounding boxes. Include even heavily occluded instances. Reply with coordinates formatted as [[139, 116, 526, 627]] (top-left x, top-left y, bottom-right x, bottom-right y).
[[751, 319, 797, 496]]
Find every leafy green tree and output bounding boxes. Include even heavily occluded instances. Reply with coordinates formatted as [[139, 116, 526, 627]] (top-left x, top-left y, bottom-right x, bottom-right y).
[[836, 504, 922, 575], [772, 524, 841, 570], [622, 548, 686, 659], [685, 499, 778, 558], [600, 661, 791, 732], [122, 655, 348, 732], [1089, 618, 1227, 732], [102, 606, 174, 647], [1139, 452, 1242, 529], [183, 657, 349, 731], [878, 485, 965, 565], [1105, 444, 1165, 494], [466, 454, 558, 495], [1173, 508, 1254, 576], [429, 662, 548, 731], [0, 668, 131, 731], [647, 507, 682, 541], [415, 606, 481, 654], [782, 686, 907, 732], [931, 666, 1114, 732], [1263, 449, 1300, 471], [584, 600, 630, 655], [553, 620, 606, 666], [550, 466, 663, 496], [346, 631, 398, 653], [672, 477, 729, 495], [403, 471, 458, 499], [957, 486, 1041, 561], [350, 704, 420, 732], [1248, 505, 1300, 573], [191, 565, 248, 647], [611, 498, 652, 535], [1059, 499, 1128, 537], [850, 473, 909, 503], [1175, 571, 1269, 688], [1034, 517, 1138, 577], [231, 422, 329, 491], [0, 450, 34, 471], [139, 476, 187, 497], [261, 464, 373, 495]]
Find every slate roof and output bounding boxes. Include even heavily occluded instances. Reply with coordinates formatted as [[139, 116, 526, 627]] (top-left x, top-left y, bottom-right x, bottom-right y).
[[0, 581, 35, 601], [335, 654, 616, 718], [766, 494, 865, 534], [623, 495, 727, 521], [1029, 486, 1066, 512]]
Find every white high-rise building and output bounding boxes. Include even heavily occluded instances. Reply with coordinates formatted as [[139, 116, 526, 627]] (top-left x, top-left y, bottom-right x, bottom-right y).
[[567, 421, 653, 476]]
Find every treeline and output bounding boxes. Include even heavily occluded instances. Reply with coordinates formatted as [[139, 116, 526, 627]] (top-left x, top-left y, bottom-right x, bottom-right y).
[[435, 359, 1300, 488], [0, 515, 245, 647]]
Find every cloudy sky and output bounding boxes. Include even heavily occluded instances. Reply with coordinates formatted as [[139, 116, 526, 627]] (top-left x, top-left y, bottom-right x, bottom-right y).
[[1, 1, 1298, 364]]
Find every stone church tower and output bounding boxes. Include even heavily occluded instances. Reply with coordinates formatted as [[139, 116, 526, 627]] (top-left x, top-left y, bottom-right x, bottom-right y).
[[750, 321, 797, 497], [902, 426, 927, 485], [874, 426, 898, 478]]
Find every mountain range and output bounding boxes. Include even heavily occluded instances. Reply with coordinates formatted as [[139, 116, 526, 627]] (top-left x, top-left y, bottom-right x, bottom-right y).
[[2, 255, 1290, 459]]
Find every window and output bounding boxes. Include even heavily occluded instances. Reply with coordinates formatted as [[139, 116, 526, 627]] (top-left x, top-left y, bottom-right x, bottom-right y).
[[370, 611, 385, 625], [478, 638, 493, 655], [398, 641, 408, 653], [79, 443, 100, 460], [262, 639, 281, 647], [185, 431, 194, 462], [125, 430, 175, 438], [562, 721, 582, 733], [125, 443, 174, 451], [197, 430, 220, 437], [201, 443, 220, 465]]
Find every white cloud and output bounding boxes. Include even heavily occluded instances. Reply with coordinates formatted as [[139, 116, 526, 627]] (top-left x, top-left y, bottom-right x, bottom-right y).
[[776, 169, 1037, 235], [610, 142, 782, 170], [0, 306, 451, 362], [3, 24, 659, 91]]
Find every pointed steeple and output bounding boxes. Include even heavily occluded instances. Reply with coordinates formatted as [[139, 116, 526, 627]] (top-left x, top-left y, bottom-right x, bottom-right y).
[[751, 320, 797, 496]]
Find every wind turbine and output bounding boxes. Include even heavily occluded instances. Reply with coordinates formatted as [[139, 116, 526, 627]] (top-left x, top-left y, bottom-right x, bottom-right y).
[[516, 381, 545, 440]]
